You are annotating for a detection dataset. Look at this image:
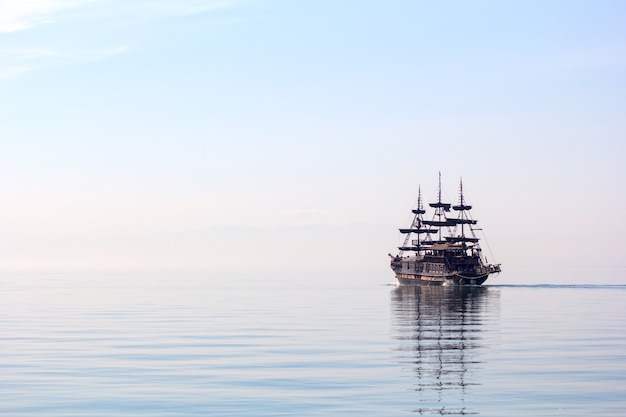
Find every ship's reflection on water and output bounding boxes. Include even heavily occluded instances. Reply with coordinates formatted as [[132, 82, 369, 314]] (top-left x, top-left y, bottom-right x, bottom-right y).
[[391, 285, 499, 415]]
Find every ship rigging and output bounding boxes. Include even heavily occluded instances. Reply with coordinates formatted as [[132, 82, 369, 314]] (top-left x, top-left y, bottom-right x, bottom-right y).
[[390, 174, 501, 286]]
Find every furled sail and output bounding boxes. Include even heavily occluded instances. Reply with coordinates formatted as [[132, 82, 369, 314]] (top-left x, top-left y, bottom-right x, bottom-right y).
[[445, 236, 479, 243], [420, 240, 448, 245], [399, 228, 439, 234], [453, 204, 472, 211], [446, 218, 477, 225], [398, 246, 422, 251], [429, 202, 451, 211], [422, 219, 456, 227], [390, 174, 501, 286]]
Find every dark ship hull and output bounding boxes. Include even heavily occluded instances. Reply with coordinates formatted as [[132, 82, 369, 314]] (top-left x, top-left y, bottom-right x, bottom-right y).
[[396, 275, 488, 286], [390, 175, 500, 286], [391, 256, 498, 286], [394, 270, 491, 286]]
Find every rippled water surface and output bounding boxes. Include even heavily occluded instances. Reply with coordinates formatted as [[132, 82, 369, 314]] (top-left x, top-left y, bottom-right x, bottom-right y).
[[2, 272, 625, 416]]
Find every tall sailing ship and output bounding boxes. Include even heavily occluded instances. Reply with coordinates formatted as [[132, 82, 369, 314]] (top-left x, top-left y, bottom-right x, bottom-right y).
[[390, 174, 501, 286]]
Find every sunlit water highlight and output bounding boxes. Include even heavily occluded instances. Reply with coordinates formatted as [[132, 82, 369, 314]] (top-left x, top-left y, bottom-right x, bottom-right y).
[[1, 272, 625, 416]]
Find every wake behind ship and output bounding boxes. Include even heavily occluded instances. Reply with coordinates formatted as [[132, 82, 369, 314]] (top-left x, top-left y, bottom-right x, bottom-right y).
[[389, 174, 501, 286]]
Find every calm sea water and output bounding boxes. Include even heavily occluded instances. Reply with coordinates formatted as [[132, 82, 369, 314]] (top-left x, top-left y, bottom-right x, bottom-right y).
[[2, 271, 625, 416]]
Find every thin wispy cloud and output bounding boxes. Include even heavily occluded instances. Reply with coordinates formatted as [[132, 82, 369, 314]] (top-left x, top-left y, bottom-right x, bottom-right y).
[[0, 47, 63, 79], [0, 0, 238, 33], [109, 0, 237, 21], [0, 45, 131, 80], [0, 0, 91, 33], [0, 0, 240, 80], [86, 45, 131, 61]]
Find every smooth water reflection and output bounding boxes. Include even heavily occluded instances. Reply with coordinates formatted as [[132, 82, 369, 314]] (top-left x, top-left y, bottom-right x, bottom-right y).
[[391, 286, 499, 415], [3, 272, 625, 416]]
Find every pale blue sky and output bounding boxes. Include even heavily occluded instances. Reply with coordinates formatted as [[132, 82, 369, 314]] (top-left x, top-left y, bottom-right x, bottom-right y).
[[1, 0, 625, 282]]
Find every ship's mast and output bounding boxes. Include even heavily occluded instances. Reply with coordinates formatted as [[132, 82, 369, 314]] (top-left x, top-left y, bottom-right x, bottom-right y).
[[400, 185, 424, 251], [428, 171, 451, 243], [452, 177, 479, 253], [397, 183, 442, 253], [437, 172, 442, 242], [392, 174, 502, 280], [459, 178, 465, 242]]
